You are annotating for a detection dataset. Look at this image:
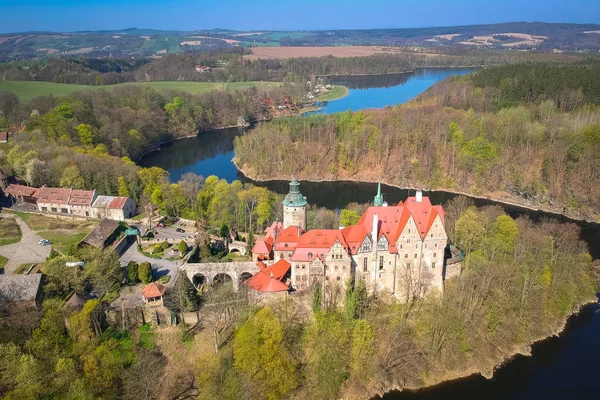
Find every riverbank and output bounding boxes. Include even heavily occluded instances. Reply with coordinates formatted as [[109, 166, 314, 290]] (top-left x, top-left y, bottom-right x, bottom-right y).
[[374, 295, 599, 399], [316, 85, 349, 101], [233, 161, 600, 226]]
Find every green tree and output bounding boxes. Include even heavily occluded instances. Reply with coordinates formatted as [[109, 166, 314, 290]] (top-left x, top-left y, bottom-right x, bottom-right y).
[[138, 261, 153, 284], [118, 176, 130, 197], [83, 249, 122, 296], [247, 230, 255, 250], [312, 285, 322, 313], [178, 240, 189, 254], [490, 214, 519, 254], [163, 271, 198, 321], [233, 307, 298, 400], [126, 261, 139, 284], [340, 209, 360, 227], [137, 167, 169, 198], [349, 319, 375, 380], [303, 312, 350, 399], [59, 165, 86, 189], [77, 123, 95, 146], [219, 224, 230, 239], [454, 206, 486, 257]]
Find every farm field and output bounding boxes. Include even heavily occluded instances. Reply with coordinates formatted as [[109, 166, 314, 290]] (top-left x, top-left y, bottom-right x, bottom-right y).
[[0, 80, 282, 101], [244, 45, 410, 59]]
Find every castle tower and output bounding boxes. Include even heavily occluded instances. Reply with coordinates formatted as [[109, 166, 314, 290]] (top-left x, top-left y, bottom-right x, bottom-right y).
[[282, 173, 307, 230]]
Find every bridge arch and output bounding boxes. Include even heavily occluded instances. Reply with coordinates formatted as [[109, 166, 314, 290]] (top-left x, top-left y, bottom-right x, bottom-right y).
[[240, 271, 253, 282], [192, 273, 207, 291], [213, 273, 233, 287]]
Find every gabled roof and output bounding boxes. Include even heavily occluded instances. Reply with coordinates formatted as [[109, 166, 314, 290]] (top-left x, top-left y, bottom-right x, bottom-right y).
[[291, 230, 348, 261], [5, 184, 38, 198], [141, 282, 167, 299], [404, 196, 443, 238], [69, 189, 95, 206], [341, 224, 368, 255], [37, 186, 71, 204], [252, 239, 272, 255], [244, 271, 289, 293], [79, 218, 119, 248], [0, 274, 42, 302], [273, 225, 303, 251], [93, 195, 130, 209]]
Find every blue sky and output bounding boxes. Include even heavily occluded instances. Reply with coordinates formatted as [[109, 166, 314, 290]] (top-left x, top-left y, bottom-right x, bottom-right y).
[[0, 0, 598, 33]]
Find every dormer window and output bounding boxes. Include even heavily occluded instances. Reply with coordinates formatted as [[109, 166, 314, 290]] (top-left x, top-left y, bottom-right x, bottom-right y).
[[308, 252, 313, 259]]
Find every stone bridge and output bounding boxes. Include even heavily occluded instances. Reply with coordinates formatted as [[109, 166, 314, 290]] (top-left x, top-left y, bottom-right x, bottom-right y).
[[228, 240, 247, 255], [181, 261, 259, 291]]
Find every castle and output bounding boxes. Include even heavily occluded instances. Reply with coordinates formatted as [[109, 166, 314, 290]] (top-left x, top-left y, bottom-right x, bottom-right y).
[[249, 176, 454, 300]]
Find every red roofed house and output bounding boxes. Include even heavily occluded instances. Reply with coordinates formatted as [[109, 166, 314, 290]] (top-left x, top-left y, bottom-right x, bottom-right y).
[[141, 282, 167, 305], [0, 131, 7, 143], [68, 189, 97, 217], [251, 221, 283, 261], [5, 184, 39, 204], [92, 195, 137, 221], [37, 187, 72, 214], [244, 259, 291, 294], [258, 176, 450, 301]]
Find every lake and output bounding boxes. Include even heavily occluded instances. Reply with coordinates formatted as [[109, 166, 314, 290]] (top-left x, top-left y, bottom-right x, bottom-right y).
[[139, 69, 600, 400], [139, 68, 474, 182]]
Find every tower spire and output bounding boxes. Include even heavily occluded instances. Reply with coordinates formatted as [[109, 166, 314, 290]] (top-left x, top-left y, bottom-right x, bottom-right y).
[[374, 178, 384, 207]]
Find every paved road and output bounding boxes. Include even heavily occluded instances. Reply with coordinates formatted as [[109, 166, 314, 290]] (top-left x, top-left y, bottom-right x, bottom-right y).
[[119, 241, 179, 286], [0, 214, 51, 274]]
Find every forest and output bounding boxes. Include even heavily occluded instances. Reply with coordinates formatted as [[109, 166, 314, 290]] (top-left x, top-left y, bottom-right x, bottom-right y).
[[1, 200, 598, 399], [0, 49, 589, 86], [234, 63, 600, 220]]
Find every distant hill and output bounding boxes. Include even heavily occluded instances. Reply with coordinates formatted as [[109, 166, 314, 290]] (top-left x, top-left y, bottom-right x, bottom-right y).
[[0, 22, 598, 61]]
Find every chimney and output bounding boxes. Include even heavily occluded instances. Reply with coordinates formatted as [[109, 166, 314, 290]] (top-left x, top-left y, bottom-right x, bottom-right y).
[[372, 213, 378, 241], [416, 190, 423, 203], [298, 226, 301, 237]]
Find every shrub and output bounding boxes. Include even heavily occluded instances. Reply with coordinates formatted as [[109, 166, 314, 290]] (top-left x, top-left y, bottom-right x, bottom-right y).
[[178, 240, 188, 254], [153, 244, 162, 253], [138, 262, 153, 284], [126, 261, 139, 284], [160, 241, 169, 251]]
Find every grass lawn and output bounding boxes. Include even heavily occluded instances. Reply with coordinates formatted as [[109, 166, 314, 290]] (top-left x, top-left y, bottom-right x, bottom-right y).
[[38, 231, 89, 255], [5, 211, 96, 254], [0, 255, 7, 273], [317, 85, 349, 101], [0, 217, 21, 246], [0, 80, 282, 101]]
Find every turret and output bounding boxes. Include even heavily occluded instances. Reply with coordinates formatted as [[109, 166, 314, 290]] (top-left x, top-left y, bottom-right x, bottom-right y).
[[374, 179, 384, 207], [282, 173, 307, 230]]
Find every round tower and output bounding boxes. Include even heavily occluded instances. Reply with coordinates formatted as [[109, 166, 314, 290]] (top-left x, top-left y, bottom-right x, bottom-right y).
[[282, 174, 307, 230]]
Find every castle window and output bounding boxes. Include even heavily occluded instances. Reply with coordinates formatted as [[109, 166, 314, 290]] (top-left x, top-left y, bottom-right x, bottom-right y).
[[432, 262, 436, 269], [435, 243, 438, 248], [335, 265, 338, 270], [408, 229, 411, 233], [363, 258, 368, 272], [414, 254, 417, 258], [400, 244, 403, 249], [379, 256, 384, 270], [424, 243, 427, 248], [302, 265, 305, 269], [337, 277, 341, 281], [405, 254, 408, 258], [433, 253, 437, 258], [308, 252, 312, 259], [430, 234, 433, 238]]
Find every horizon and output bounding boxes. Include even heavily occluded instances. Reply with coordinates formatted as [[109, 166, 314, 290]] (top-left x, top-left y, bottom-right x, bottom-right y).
[[0, 0, 598, 34]]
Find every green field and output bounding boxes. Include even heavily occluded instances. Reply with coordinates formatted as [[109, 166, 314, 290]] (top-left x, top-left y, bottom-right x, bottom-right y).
[[0, 81, 282, 101]]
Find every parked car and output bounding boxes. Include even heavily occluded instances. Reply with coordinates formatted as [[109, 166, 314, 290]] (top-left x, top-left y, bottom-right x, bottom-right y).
[[157, 222, 165, 227], [176, 227, 185, 233], [39, 239, 51, 246]]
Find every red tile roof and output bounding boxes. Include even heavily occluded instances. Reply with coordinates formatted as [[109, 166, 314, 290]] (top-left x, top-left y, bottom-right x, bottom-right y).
[[252, 239, 272, 255], [264, 259, 291, 280], [37, 187, 71, 204], [244, 271, 289, 293], [0, 132, 7, 141], [291, 230, 348, 261], [141, 282, 167, 299], [5, 184, 39, 198], [68, 189, 95, 206], [273, 225, 303, 251], [109, 196, 128, 209], [404, 196, 443, 239]]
